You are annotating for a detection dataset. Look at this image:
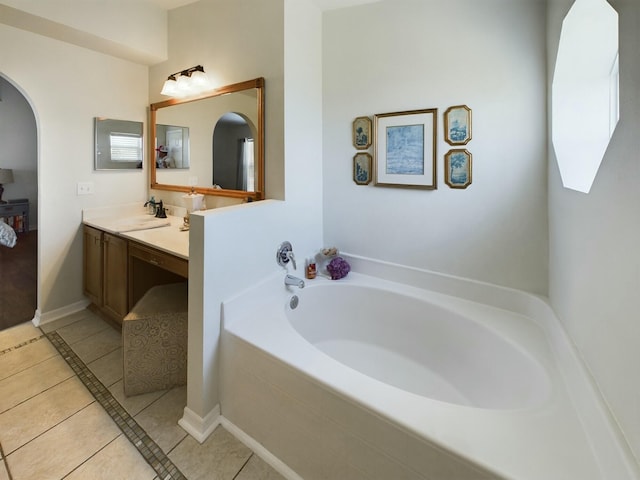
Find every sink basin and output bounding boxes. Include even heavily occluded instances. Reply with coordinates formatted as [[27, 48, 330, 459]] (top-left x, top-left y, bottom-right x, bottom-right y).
[[109, 215, 171, 233]]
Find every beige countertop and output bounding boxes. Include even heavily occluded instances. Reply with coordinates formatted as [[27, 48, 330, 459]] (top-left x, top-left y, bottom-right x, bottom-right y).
[[83, 204, 189, 260]]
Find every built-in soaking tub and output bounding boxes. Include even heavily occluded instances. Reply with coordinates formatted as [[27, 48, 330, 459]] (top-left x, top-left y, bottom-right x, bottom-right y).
[[220, 256, 637, 480]]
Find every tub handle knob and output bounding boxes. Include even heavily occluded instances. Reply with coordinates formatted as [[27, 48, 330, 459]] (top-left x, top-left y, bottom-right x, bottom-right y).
[[277, 241, 297, 269]]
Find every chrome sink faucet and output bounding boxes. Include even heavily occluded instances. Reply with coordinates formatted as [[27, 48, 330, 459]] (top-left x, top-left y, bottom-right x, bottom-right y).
[[284, 274, 305, 289]]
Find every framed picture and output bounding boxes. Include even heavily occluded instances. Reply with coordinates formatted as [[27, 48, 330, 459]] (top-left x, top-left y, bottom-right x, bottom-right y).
[[444, 149, 472, 189], [353, 116, 372, 150], [444, 105, 472, 145], [374, 108, 437, 189], [353, 152, 372, 185]]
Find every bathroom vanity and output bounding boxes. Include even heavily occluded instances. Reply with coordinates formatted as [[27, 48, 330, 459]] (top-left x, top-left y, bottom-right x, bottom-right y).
[[82, 210, 188, 326]]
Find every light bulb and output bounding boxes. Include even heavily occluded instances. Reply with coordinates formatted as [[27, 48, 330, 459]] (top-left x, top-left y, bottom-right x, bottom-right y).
[[190, 70, 211, 92], [176, 73, 192, 95], [160, 77, 178, 96]]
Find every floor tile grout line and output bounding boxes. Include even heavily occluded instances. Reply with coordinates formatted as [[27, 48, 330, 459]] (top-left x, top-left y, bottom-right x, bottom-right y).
[[0, 333, 46, 356], [0, 371, 77, 417], [133, 387, 172, 418], [52, 322, 113, 347], [37, 315, 88, 336], [46, 331, 188, 480], [8, 402, 102, 458], [0, 350, 74, 392], [81, 344, 123, 369], [0, 441, 14, 480], [231, 453, 254, 480], [60, 434, 123, 480]]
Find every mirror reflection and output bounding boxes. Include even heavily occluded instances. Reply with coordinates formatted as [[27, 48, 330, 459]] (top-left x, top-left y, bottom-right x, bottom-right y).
[[213, 113, 254, 190], [95, 118, 143, 170], [155, 124, 190, 169], [150, 78, 264, 200]]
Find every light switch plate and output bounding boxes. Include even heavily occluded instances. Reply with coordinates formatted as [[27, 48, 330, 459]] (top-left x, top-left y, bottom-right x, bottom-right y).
[[77, 182, 94, 195]]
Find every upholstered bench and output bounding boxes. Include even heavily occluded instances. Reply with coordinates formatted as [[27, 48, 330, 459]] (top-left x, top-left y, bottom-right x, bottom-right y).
[[122, 282, 188, 396]]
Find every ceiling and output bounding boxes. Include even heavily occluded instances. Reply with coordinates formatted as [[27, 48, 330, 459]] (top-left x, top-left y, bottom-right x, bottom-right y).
[[142, 0, 381, 11]]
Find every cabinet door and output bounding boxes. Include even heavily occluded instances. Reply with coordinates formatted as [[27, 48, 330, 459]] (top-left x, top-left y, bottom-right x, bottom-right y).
[[103, 232, 129, 323], [83, 226, 103, 305]]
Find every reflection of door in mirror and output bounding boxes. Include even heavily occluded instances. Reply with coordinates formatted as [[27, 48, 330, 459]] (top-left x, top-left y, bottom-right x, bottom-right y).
[[156, 124, 190, 169], [212, 113, 254, 191]]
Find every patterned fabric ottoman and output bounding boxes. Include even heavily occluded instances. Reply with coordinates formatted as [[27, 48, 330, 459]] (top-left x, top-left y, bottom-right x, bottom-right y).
[[123, 282, 188, 396]]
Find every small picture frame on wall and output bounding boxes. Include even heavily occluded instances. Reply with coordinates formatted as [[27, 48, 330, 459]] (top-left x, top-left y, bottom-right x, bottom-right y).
[[374, 108, 437, 189], [444, 149, 472, 189], [353, 152, 372, 185], [444, 105, 472, 146], [353, 116, 372, 150]]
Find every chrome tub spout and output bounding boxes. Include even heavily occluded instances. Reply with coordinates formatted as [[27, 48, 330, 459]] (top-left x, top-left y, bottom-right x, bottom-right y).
[[284, 274, 305, 289]]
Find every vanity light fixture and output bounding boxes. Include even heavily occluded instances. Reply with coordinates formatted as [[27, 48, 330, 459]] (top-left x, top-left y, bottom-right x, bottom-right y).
[[160, 65, 211, 98]]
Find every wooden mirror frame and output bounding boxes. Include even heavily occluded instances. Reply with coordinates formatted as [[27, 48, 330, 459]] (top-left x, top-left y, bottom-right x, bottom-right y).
[[149, 77, 265, 200]]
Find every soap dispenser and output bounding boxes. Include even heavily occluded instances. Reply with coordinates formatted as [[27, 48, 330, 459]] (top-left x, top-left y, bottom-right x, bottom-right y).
[[145, 196, 156, 215]]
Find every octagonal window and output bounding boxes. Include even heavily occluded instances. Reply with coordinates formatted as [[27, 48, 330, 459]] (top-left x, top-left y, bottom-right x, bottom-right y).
[[552, 0, 619, 194]]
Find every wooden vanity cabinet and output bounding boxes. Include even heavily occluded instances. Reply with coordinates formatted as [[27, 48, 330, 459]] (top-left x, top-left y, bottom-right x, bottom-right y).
[[83, 225, 103, 305], [102, 232, 129, 322], [82, 226, 129, 325], [83, 224, 188, 326]]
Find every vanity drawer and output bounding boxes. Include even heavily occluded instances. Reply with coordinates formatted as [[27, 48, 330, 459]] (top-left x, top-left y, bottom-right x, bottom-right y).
[[129, 241, 188, 278]]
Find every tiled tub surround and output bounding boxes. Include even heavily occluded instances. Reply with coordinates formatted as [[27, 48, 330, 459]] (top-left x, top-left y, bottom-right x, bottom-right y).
[[221, 254, 638, 480]]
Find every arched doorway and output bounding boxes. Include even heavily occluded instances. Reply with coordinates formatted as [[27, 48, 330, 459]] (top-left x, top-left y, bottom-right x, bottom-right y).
[[0, 75, 38, 330]]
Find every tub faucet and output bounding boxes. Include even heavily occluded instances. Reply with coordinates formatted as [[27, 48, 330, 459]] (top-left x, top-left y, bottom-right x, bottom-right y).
[[284, 274, 305, 289]]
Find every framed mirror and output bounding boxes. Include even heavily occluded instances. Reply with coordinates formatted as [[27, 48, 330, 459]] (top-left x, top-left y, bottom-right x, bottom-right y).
[[95, 118, 144, 170], [150, 77, 264, 200]]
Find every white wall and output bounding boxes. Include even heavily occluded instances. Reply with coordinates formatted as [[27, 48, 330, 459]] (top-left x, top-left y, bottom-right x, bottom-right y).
[[0, 77, 37, 226], [0, 23, 149, 316], [153, 0, 324, 434], [0, 0, 167, 64], [322, 0, 548, 295], [547, 0, 640, 464]]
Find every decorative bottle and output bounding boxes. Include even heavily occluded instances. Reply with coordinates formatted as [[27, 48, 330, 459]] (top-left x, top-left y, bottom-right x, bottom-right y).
[[305, 258, 317, 280]]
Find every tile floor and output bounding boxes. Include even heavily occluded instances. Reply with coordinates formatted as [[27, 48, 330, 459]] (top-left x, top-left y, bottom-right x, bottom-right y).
[[0, 309, 286, 480]]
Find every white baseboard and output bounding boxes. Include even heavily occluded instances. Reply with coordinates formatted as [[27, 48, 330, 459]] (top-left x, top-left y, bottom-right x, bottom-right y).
[[30, 309, 41, 327], [178, 405, 221, 444], [33, 300, 90, 327]]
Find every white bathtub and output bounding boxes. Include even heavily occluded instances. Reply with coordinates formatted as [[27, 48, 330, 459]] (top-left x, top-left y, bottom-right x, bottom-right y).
[[221, 256, 637, 480], [287, 282, 551, 411]]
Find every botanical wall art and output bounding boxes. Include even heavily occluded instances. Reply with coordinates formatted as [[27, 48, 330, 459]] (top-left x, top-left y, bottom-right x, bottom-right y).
[[444, 149, 472, 189], [444, 105, 472, 146], [374, 108, 437, 189], [353, 152, 372, 185], [352, 116, 372, 150]]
